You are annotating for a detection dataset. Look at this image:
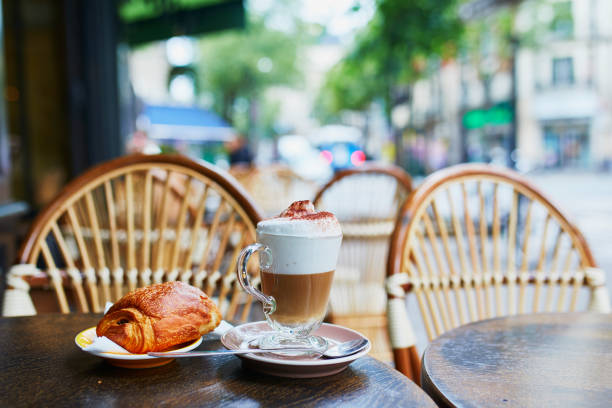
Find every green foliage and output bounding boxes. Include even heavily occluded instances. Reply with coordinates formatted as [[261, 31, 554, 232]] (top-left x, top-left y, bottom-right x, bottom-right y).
[[550, 1, 573, 38], [460, 0, 574, 82], [318, 0, 463, 118], [461, 8, 516, 80], [196, 15, 302, 135], [317, 47, 384, 115], [518, 0, 573, 46]]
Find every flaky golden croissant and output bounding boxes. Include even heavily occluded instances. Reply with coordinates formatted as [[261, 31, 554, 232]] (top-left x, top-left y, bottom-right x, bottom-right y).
[[96, 281, 221, 353]]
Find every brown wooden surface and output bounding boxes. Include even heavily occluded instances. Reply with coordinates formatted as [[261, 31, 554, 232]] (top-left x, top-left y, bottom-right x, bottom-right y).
[[0, 314, 435, 407], [421, 313, 612, 408]]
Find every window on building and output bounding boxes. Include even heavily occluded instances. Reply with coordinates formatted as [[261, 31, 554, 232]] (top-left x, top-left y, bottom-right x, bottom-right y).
[[552, 57, 574, 86]]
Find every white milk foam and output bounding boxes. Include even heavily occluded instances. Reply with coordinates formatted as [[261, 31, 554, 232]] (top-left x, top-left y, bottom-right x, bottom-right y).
[[257, 232, 342, 275], [256, 217, 342, 237], [256, 201, 342, 275]]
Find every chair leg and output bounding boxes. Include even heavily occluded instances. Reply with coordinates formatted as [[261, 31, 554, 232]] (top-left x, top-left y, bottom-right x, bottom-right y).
[[393, 346, 421, 385], [386, 294, 420, 381]]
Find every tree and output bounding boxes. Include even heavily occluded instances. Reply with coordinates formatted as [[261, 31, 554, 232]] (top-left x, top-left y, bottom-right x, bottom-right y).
[[197, 16, 302, 138], [318, 0, 464, 158]]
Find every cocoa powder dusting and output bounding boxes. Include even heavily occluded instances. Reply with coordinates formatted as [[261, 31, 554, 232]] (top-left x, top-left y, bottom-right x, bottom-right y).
[[296, 211, 334, 221], [278, 200, 335, 222], [279, 200, 316, 218]]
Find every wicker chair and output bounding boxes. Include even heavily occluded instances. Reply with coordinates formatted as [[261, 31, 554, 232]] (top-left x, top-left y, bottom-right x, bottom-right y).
[[313, 163, 413, 362], [230, 164, 318, 217], [3, 154, 264, 321], [386, 164, 610, 382]]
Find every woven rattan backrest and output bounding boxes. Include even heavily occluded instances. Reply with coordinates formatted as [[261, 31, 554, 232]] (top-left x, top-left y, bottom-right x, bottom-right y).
[[387, 164, 599, 341], [19, 154, 263, 320], [313, 164, 412, 315], [230, 164, 318, 217]]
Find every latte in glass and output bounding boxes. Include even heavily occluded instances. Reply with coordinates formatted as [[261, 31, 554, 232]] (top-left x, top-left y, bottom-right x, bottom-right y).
[[237, 200, 342, 350]]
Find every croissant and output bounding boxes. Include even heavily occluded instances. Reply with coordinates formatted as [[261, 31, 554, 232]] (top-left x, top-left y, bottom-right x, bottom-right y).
[[96, 281, 221, 353]]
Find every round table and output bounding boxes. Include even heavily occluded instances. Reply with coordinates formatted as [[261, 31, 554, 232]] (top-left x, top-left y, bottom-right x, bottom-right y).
[[421, 313, 612, 407], [0, 314, 435, 407]]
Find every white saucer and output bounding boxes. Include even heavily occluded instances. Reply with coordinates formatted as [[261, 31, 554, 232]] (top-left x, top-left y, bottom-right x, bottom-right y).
[[75, 327, 202, 368], [221, 322, 371, 378]]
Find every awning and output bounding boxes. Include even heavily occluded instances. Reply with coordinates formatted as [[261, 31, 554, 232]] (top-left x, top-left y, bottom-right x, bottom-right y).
[[533, 88, 598, 122], [119, 0, 245, 46], [142, 105, 235, 143]]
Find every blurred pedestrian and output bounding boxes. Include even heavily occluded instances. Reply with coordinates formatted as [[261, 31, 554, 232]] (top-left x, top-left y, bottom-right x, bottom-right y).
[[227, 135, 254, 166]]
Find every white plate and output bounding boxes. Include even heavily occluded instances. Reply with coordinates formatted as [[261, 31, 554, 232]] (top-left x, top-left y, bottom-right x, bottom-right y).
[[221, 322, 370, 378], [75, 327, 202, 368]]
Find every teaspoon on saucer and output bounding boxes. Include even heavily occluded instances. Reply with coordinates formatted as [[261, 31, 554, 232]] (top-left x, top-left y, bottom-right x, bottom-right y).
[[147, 338, 369, 359]]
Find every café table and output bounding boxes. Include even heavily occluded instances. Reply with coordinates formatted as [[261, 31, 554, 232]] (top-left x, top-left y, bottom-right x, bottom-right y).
[[0, 314, 435, 407], [421, 312, 612, 407]]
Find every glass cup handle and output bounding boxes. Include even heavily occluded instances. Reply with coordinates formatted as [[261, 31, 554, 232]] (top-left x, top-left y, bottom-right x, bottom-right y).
[[236, 243, 276, 315]]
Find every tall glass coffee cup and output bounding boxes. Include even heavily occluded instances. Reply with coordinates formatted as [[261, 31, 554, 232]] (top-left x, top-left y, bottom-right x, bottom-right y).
[[236, 201, 342, 352]]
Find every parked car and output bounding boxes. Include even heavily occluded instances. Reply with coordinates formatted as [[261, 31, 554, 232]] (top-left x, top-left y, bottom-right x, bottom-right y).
[[317, 141, 366, 171], [310, 125, 366, 171]]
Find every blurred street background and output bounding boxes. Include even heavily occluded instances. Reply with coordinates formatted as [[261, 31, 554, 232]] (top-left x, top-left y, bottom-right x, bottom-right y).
[[0, 0, 611, 278]]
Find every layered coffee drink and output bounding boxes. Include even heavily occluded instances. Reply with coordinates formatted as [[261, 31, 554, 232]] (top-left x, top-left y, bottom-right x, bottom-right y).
[[237, 200, 342, 350], [256, 201, 342, 337], [261, 269, 334, 326]]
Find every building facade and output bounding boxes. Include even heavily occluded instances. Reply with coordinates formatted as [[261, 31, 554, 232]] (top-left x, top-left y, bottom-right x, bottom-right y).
[[517, 0, 612, 170], [404, 0, 612, 172]]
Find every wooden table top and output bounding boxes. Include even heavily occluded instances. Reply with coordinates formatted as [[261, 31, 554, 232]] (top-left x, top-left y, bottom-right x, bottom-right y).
[[421, 313, 612, 408], [0, 314, 434, 407]]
